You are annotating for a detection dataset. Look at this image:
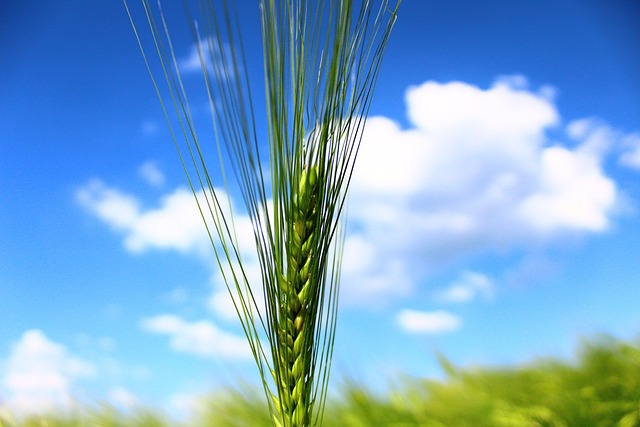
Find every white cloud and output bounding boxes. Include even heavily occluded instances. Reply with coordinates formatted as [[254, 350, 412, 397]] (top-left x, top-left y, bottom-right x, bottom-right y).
[[516, 145, 614, 232], [106, 386, 140, 409], [77, 179, 140, 230], [209, 286, 253, 324], [620, 133, 640, 169], [169, 391, 208, 421], [207, 254, 266, 322], [180, 42, 212, 73], [180, 38, 233, 78], [207, 286, 238, 321], [78, 76, 633, 311], [139, 161, 166, 187], [77, 179, 210, 255], [340, 233, 413, 304], [141, 315, 251, 359], [342, 76, 620, 303], [406, 75, 559, 141], [0, 330, 94, 415], [565, 117, 615, 156], [397, 309, 461, 334], [436, 271, 494, 303], [77, 171, 260, 260], [77, 170, 266, 324]]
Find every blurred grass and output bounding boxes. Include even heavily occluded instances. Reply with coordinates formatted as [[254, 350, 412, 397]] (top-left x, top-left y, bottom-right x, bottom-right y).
[[0, 405, 171, 427], [3, 335, 639, 426]]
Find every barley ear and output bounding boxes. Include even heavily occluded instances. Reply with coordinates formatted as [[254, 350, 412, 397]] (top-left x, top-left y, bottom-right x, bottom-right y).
[[272, 165, 320, 426]]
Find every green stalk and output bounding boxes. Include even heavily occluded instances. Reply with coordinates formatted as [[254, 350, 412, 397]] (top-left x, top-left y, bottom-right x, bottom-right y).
[[123, 1, 401, 425]]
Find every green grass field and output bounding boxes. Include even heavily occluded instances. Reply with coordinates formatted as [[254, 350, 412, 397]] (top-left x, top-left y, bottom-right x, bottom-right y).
[[3, 334, 639, 426]]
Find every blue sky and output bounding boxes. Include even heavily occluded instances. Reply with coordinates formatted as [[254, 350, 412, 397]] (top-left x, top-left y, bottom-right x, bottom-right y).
[[1, 0, 640, 419]]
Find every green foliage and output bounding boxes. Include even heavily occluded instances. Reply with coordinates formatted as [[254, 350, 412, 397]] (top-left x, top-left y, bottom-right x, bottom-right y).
[[375, 335, 640, 427], [0, 405, 171, 427], [328, 335, 640, 426], [194, 388, 272, 427], [7, 335, 640, 426]]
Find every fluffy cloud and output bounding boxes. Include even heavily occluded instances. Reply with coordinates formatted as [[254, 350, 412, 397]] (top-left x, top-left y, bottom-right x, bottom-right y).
[[180, 42, 209, 73], [76, 178, 259, 260], [77, 172, 268, 324], [106, 386, 140, 410], [342, 76, 619, 303], [207, 258, 265, 322], [77, 180, 211, 255], [179, 38, 234, 79], [397, 309, 462, 334], [138, 161, 166, 187], [619, 134, 640, 170], [141, 315, 251, 359], [0, 330, 94, 415], [79, 75, 631, 311], [436, 271, 494, 304]]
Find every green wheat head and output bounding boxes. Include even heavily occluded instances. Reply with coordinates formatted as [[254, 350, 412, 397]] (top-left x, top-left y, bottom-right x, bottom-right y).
[[123, 0, 401, 425]]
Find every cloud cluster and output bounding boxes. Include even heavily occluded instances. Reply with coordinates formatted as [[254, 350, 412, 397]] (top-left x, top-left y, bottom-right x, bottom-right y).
[[106, 386, 140, 410], [179, 38, 235, 81], [138, 161, 166, 187], [77, 180, 210, 255], [0, 330, 152, 416], [397, 309, 462, 334], [77, 75, 632, 339], [141, 315, 251, 359], [435, 271, 494, 304], [394, 270, 494, 335], [342, 76, 619, 306], [0, 330, 94, 415], [619, 134, 640, 170], [77, 173, 261, 362]]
